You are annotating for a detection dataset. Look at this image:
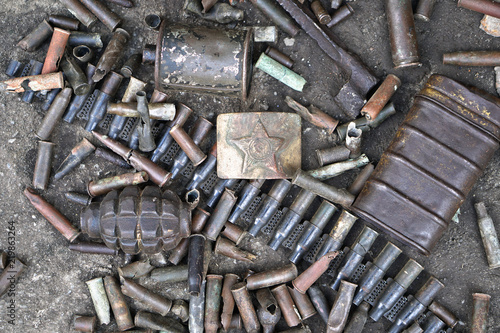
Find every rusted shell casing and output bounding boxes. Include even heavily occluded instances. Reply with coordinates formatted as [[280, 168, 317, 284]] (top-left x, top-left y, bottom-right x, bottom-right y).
[[0, 258, 26, 298], [471, 293, 491, 333], [103, 276, 134, 331], [68, 32, 103, 48], [36, 88, 73, 140], [108, 0, 134, 7], [361, 74, 401, 120], [80, 0, 122, 31], [311, 1, 332, 25], [205, 275, 223, 333], [288, 287, 317, 320], [474, 202, 500, 269], [458, 0, 500, 19], [415, 0, 437, 21], [443, 51, 500, 66], [228, 178, 265, 223], [292, 169, 355, 208], [69, 242, 119, 255], [121, 277, 172, 316], [428, 301, 459, 328], [170, 123, 209, 167], [327, 4, 354, 27], [33, 141, 55, 190], [293, 252, 339, 294], [60, 51, 91, 95], [343, 301, 370, 333], [135, 90, 156, 152], [421, 313, 445, 332], [385, 0, 420, 68], [118, 258, 154, 279], [18, 20, 53, 52], [188, 234, 206, 296], [55, 138, 96, 180], [271, 284, 301, 327], [249, 0, 300, 36], [95, 147, 131, 168], [221, 273, 240, 331], [256, 53, 306, 91], [316, 209, 358, 259], [186, 143, 218, 191], [345, 122, 363, 158], [203, 189, 238, 241], [145, 14, 162, 30], [48, 15, 80, 30], [93, 28, 130, 82], [120, 54, 142, 78], [327, 280, 357, 333], [59, 0, 98, 27], [73, 45, 94, 63], [41, 28, 71, 74], [221, 222, 246, 245], [63, 63, 96, 123], [150, 265, 188, 283], [171, 299, 189, 322], [285, 97, 339, 135], [231, 282, 261, 333], [247, 263, 298, 290], [86, 277, 111, 324], [92, 132, 172, 187], [1, 72, 64, 93], [155, 24, 253, 100], [24, 188, 80, 242], [353, 75, 500, 255], [308, 154, 370, 181], [265, 46, 294, 68], [189, 280, 206, 333], [256, 288, 281, 333], [215, 237, 257, 262], [348, 163, 375, 195], [73, 315, 96, 332], [307, 286, 329, 324], [134, 310, 187, 332], [316, 145, 351, 166]]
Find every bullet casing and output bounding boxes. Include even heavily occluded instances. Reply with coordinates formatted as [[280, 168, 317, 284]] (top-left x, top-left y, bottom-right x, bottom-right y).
[[55, 138, 95, 180], [18, 20, 53, 52], [348, 163, 375, 195], [308, 154, 370, 181], [361, 74, 401, 120], [104, 276, 134, 331], [134, 311, 187, 333], [256, 53, 306, 91], [60, 51, 91, 95], [73, 315, 96, 332], [293, 251, 339, 294], [150, 265, 188, 283], [428, 301, 459, 328], [68, 32, 103, 48], [415, 0, 437, 21], [256, 288, 281, 333], [316, 209, 358, 259], [145, 14, 162, 29], [48, 15, 80, 30], [73, 45, 94, 63], [33, 141, 55, 190], [36, 87, 73, 140], [171, 116, 213, 167], [188, 234, 206, 296], [249, 0, 300, 36], [228, 179, 265, 223], [471, 293, 490, 333], [22, 60, 43, 103], [1, 72, 65, 93], [221, 222, 246, 245], [345, 122, 363, 158], [474, 202, 500, 269], [327, 280, 357, 333], [421, 313, 446, 333], [42, 28, 71, 74], [80, 0, 122, 31], [316, 146, 351, 167], [285, 96, 339, 135], [171, 299, 189, 322], [186, 143, 217, 191], [69, 242, 119, 255], [265, 46, 294, 68], [86, 277, 111, 325], [221, 273, 240, 331], [443, 51, 500, 67], [307, 286, 330, 324], [311, 0, 332, 25], [94, 147, 131, 168], [59, 0, 98, 27], [118, 258, 154, 279], [189, 280, 206, 333], [327, 4, 354, 27], [93, 28, 129, 82], [121, 277, 172, 316], [458, 0, 500, 19], [344, 301, 371, 333], [203, 189, 238, 241], [247, 264, 298, 290], [215, 237, 257, 262], [231, 282, 261, 333], [85, 71, 123, 131], [288, 287, 317, 319], [5, 60, 23, 78], [205, 274, 223, 333], [271, 284, 301, 327], [63, 63, 97, 123], [403, 323, 424, 333], [121, 53, 142, 78]]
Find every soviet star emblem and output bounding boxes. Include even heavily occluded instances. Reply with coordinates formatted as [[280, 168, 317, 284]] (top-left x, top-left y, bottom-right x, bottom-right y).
[[230, 119, 285, 175]]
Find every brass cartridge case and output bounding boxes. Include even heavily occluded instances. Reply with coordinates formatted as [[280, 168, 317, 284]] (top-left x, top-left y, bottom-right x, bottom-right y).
[[120, 54, 142, 78], [68, 32, 103, 48], [205, 274, 223, 333], [80, 0, 122, 31], [135, 311, 187, 332], [118, 258, 154, 279], [55, 138, 96, 180], [104, 276, 134, 331], [265, 46, 294, 68], [327, 4, 354, 27], [249, 0, 300, 36], [215, 237, 257, 262], [203, 189, 238, 241], [73, 45, 94, 63], [60, 50, 91, 95], [415, 0, 437, 21], [88, 171, 149, 197], [288, 287, 317, 320], [458, 0, 500, 19], [256, 288, 281, 333], [293, 251, 339, 294], [285, 96, 339, 135], [1, 72, 65, 93], [92, 28, 130, 82], [150, 265, 188, 283], [271, 284, 301, 327], [33, 141, 55, 190], [327, 280, 357, 333], [348, 163, 375, 195], [59, 0, 98, 27], [316, 209, 358, 259], [145, 14, 162, 30], [86, 277, 111, 325], [292, 169, 355, 208], [385, 0, 420, 68], [95, 147, 131, 168], [121, 277, 172, 315], [343, 301, 371, 333], [221, 222, 246, 245], [256, 53, 306, 91], [0, 258, 26, 298], [17, 20, 53, 52], [316, 146, 351, 166], [312, 1, 332, 24], [231, 282, 261, 333], [48, 15, 80, 30], [361, 74, 401, 120], [171, 299, 189, 322], [69, 242, 119, 255], [36, 88, 73, 140], [308, 154, 370, 181], [428, 301, 459, 328], [221, 273, 240, 331], [42, 28, 71, 74], [345, 122, 362, 158], [308, 286, 329, 324], [443, 51, 500, 66], [73, 315, 96, 332], [471, 293, 491, 333], [474, 202, 500, 269], [24, 188, 80, 242], [247, 263, 298, 290], [170, 122, 210, 167]]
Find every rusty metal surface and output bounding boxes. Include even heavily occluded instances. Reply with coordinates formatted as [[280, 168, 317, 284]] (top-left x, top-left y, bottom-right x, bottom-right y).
[[1, 72, 64, 93], [480, 15, 500, 37], [217, 112, 301, 179], [361, 74, 401, 120], [41, 27, 70, 74], [353, 74, 500, 255], [443, 51, 500, 66], [87, 171, 149, 197], [458, 0, 500, 19]]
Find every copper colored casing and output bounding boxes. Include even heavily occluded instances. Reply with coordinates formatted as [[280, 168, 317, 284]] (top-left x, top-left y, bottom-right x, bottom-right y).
[[203, 189, 238, 241], [103, 276, 134, 331], [80, 0, 122, 31], [59, 0, 98, 27], [1, 72, 65, 93], [221, 273, 240, 331], [42, 28, 71, 74], [120, 277, 172, 315], [293, 251, 339, 294], [170, 119, 212, 166], [73, 315, 97, 332], [361, 74, 401, 120], [285, 96, 339, 135], [458, 0, 500, 19], [271, 284, 301, 327], [288, 287, 317, 320], [17, 20, 54, 52], [471, 293, 491, 333], [231, 282, 261, 333], [247, 264, 298, 290]]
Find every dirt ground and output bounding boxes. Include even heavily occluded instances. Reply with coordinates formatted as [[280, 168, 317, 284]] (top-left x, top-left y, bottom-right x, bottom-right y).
[[0, 0, 499, 332]]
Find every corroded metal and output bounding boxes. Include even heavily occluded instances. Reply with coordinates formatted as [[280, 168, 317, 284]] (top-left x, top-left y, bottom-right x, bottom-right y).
[[145, 14, 162, 29], [271, 284, 301, 327], [86, 277, 111, 325], [17, 20, 53, 52], [92, 28, 129, 82], [69, 242, 119, 255], [415, 0, 437, 22], [55, 138, 96, 180], [308, 154, 370, 180], [293, 252, 338, 294], [348, 163, 375, 195], [189, 280, 206, 333], [205, 275, 223, 333], [285, 96, 339, 135], [59, 0, 98, 27], [135, 91, 156, 152], [221, 222, 246, 245], [221, 273, 240, 331], [188, 234, 206, 296], [24, 188, 80, 242], [63, 63, 97, 123], [170, 117, 212, 168], [256, 288, 281, 333], [73, 315, 96, 332], [308, 286, 329, 324], [150, 265, 188, 283], [471, 293, 491, 333], [80, 0, 122, 31], [120, 54, 142, 78], [33, 141, 55, 190], [228, 179, 266, 223], [249, 0, 300, 36], [37, 87, 73, 140], [118, 258, 154, 279], [311, 1, 332, 24], [443, 51, 500, 66], [186, 143, 218, 191], [134, 311, 187, 332], [256, 53, 306, 91], [73, 45, 94, 63], [474, 202, 500, 268], [42, 28, 71, 74], [316, 146, 351, 166], [361, 74, 401, 120], [458, 0, 500, 19], [203, 189, 238, 241], [171, 299, 189, 322], [265, 46, 294, 68], [288, 287, 317, 320], [247, 263, 298, 290], [344, 301, 370, 333], [94, 147, 131, 169], [85, 71, 123, 131], [496, 67, 500, 95], [80, 186, 190, 254], [327, 280, 357, 333], [215, 237, 257, 262], [352, 75, 500, 255], [121, 277, 172, 316], [231, 282, 261, 333], [327, 4, 354, 27], [108, 0, 134, 7], [1, 72, 64, 93], [345, 122, 362, 158], [217, 112, 301, 179], [48, 15, 80, 30], [103, 276, 134, 331], [68, 32, 103, 48], [316, 209, 358, 259], [428, 301, 460, 328]]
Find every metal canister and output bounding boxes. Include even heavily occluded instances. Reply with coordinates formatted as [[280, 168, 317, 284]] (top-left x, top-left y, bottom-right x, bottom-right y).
[[154, 24, 253, 100]]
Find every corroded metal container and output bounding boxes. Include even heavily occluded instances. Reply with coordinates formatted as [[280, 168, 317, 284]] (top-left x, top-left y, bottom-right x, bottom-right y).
[[353, 75, 500, 255], [155, 24, 253, 99]]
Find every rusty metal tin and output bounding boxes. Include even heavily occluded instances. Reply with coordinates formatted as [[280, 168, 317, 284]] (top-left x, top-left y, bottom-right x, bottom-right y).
[[48, 15, 80, 30], [458, 0, 500, 19], [231, 282, 261, 333], [415, 0, 437, 22], [88, 171, 149, 197], [271, 284, 301, 327], [352, 75, 500, 255], [327, 4, 354, 27], [33, 141, 55, 190], [361, 74, 401, 120], [73, 315, 97, 332], [24, 188, 80, 242], [80, 0, 122, 31], [217, 112, 301, 179], [155, 24, 253, 100], [103, 276, 134, 331], [221, 222, 246, 245], [1, 72, 64, 93], [265, 46, 294, 68], [205, 274, 223, 333], [327, 280, 357, 333], [311, 1, 332, 25], [471, 293, 491, 333], [443, 51, 500, 66], [17, 20, 53, 52], [59, 0, 98, 27], [55, 138, 96, 180], [293, 251, 338, 294], [385, 0, 420, 68], [215, 237, 257, 262], [42, 28, 71, 74], [288, 287, 317, 320], [285, 96, 339, 135], [93, 28, 130, 82], [247, 263, 298, 290], [221, 273, 240, 331], [249, 0, 300, 36]]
